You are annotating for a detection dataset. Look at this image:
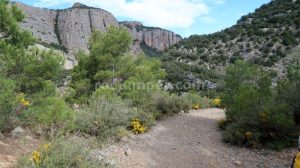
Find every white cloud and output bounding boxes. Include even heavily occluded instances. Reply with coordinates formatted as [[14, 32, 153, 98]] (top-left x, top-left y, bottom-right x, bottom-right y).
[[33, 0, 214, 29]]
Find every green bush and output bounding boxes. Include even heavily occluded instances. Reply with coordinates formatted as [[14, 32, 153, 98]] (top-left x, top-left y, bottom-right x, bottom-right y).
[[17, 47, 64, 94], [153, 92, 190, 117], [22, 94, 74, 133], [30, 97, 73, 125], [221, 60, 296, 149], [122, 88, 192, 119], [0, 76, 16, 131], [17, 137, 106, 168], [276, 48, 300, 124], [75, 96, 152, 140], [92, 86, 117, 98], [186, 91, 211, 109]]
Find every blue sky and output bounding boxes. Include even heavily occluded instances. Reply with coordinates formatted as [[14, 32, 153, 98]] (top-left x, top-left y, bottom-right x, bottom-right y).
[[15, 0, 271, 37]]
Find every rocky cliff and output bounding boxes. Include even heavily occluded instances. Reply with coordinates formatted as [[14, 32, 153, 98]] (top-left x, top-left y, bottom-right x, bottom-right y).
[[120, 21, 182, 53], [13, 2, 182, 69]]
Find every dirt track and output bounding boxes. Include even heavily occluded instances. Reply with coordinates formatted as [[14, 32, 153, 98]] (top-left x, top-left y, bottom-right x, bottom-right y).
[[111, 108, 297, 168]]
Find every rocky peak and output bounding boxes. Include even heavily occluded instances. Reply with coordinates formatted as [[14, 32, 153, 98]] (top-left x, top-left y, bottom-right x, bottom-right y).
[[72, 2, 89, 8]]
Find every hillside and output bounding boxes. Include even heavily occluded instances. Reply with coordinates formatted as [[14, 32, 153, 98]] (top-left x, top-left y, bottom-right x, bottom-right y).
[[163, 0, 300, 91], [13, 2, 181, 69]]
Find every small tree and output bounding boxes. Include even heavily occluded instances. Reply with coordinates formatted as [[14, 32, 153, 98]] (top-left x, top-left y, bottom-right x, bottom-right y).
[[221, 60, 295, 149], [0, 0, 63, 94], [70, 26, 132, 101], [0, 0, 66, 131]]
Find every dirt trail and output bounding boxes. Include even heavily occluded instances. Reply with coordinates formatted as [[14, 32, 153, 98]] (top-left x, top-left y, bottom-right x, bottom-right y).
[[110, 108, 297, 168], [0, 134, 40, 168]]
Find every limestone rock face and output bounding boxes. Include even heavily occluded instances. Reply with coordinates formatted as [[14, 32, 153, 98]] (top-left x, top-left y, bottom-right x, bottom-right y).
[[121, 21, 182, 52], [15, 2, 181, 69], [15, 2, 119, 68], [57, 8, 91, 60], [57, 7, 119, 56], [14, 2, 58, 44]]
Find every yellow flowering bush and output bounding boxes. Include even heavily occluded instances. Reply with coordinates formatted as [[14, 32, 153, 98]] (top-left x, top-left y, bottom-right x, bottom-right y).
[[18, 138, 105, 168], [192, 104, 200, 110], [20, 98, 30, 106], [32, 151, 40, 164], [31, 143, 51, 166], [212, 98, 221, 107], [131, 118, 146, 134], [17, 93, 30, 107]]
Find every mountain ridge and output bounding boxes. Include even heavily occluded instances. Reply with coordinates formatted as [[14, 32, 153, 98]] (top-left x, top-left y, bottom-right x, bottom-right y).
[[162, 0, 300, 92]]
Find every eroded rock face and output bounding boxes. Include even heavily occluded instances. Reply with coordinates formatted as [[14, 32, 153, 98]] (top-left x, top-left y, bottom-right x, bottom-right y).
[[15, 2, 181, 69], [14, 2, 58, 44], [121, 21, 182, 51], [57, 7, 119, 56], [15, 2, 119, 69]]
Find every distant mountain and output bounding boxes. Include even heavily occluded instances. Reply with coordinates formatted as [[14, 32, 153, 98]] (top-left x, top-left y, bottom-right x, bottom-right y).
[[163, 0, 300, 89], [13, 2, 182, 69]]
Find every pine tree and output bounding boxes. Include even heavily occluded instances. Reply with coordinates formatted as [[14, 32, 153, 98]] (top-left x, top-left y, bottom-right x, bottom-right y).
[[70, 26, 132, 101], [0, 0, 65, 130], [0, 0, 35, 77]]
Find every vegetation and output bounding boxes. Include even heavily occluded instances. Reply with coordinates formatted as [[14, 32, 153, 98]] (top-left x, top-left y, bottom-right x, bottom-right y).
[[5, 0, 300, 167], [0, 1, 203, 164], [163, 0, 300, 94], [0, 0, 66, 132], [18, 137, 106, 168], [75, 95, 150, 140], [220, 57, 300, 149], [0, 77, 16, 130], [69, 26, 132, 102], [68, 25, 199, 125], [140, 42, 163, 57]]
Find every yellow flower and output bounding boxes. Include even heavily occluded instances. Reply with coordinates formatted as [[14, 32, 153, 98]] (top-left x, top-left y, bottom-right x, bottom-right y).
[[192, 104, 200, 110], [213, 98, 221, 107], [20, 98, 30, 106], [43, 143, 51, 152], [32, 151, 40, 164], [131, 118, 146, 134], [245, 131, 253, 140]]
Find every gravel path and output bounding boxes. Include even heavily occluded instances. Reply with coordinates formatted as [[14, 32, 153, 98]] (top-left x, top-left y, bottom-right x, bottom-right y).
[[107, 108, 297, 168]]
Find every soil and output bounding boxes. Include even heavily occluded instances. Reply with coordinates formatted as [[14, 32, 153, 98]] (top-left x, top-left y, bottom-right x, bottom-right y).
[[106, 108, 297, 168], [0, 132, 40, 168]]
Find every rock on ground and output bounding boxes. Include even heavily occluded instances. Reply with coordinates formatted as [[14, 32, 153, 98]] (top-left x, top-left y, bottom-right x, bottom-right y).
[[11, 126, 25, 138]]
